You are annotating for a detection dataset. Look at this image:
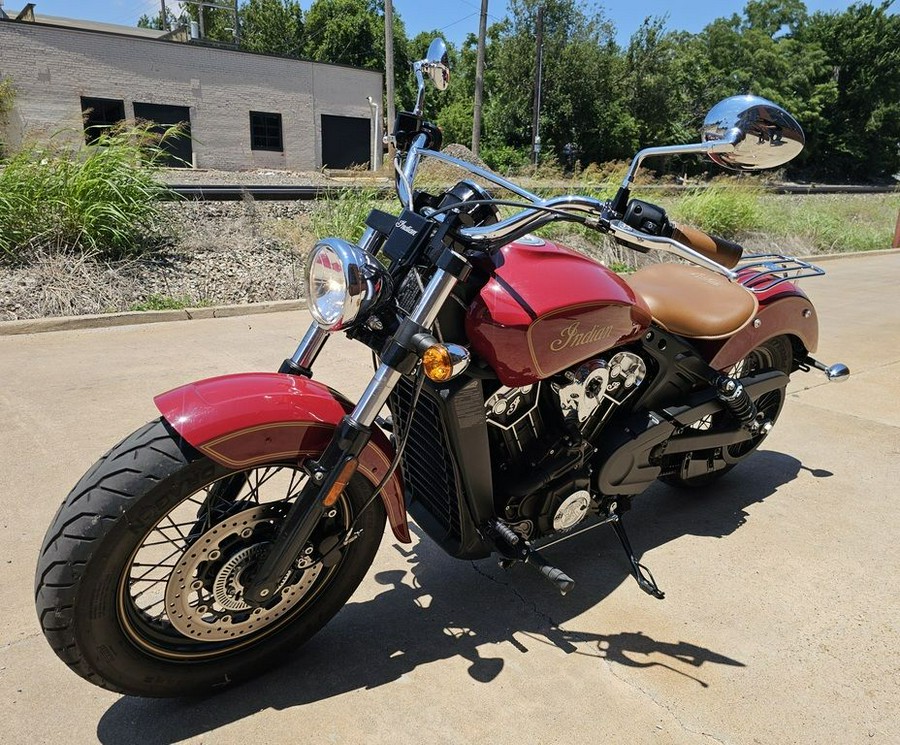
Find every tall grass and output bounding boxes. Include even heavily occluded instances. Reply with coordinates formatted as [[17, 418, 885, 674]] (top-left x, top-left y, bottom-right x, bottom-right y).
[[668, 183, 762, 238], [0, 76, 15, 158], [308, 187, 392, 244], [760, 194, 900, 253], [0, 123, 177, 263]]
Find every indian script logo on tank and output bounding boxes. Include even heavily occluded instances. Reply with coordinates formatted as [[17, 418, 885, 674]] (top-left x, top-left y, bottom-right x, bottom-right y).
[[550, 321, 616, 352]]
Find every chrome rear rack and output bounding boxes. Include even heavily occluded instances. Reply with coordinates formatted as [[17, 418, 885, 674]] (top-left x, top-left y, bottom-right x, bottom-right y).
[[736, 253, 825, 293]]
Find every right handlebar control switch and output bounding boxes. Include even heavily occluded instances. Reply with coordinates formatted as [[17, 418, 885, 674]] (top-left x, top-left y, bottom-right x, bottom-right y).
[[623, 199, 672, 238]]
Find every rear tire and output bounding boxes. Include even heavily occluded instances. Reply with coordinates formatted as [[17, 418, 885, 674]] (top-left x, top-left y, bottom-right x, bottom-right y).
[[35, 418, 385, 697], [662, 335, 793, 489]]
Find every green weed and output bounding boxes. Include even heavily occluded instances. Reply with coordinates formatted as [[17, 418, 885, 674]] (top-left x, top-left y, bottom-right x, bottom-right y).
[[127, 294, 195, 312], [308, 187, 393, 245], [0, 122, 178, 263], [669, 183, 762, 238], [760, 194, 900, 253]]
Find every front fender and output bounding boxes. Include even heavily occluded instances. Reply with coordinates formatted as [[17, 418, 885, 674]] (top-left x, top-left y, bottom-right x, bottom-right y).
[[154, 372, 410, 543]]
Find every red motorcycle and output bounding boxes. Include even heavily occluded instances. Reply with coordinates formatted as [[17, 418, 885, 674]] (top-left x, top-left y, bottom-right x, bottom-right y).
[[36, 40, 848, 697]]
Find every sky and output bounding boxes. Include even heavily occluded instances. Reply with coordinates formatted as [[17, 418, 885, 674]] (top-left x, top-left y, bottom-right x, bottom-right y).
[[9, 1, 888, 47]]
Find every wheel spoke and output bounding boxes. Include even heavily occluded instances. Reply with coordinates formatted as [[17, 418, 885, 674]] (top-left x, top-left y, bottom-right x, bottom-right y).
[[121, 463, 352, 654]]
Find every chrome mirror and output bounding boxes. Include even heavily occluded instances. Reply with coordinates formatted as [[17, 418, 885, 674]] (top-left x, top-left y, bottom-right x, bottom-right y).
[[701, 95, 804, 171], [412, 38, 450, 116], [424, 38, 450, 91]]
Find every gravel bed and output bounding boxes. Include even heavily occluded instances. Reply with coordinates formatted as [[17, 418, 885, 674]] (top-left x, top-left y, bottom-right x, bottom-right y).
[[0, 201, 314, 321]]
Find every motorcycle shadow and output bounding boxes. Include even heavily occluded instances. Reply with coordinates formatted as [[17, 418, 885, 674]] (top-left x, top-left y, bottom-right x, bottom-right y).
[[97, 449, 825, 744]]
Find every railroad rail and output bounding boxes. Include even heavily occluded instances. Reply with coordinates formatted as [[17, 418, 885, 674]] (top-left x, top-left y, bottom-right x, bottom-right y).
[[165, 182, 898, 201]]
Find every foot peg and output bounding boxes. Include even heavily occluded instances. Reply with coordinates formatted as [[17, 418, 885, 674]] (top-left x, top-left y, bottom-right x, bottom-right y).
[[610, 515, 665, 599], [803, 356, 850, 383], [489, 520, 575, 595]]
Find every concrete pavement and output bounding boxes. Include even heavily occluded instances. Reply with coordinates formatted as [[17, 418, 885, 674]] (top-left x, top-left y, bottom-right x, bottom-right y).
[[0, 253, 898, 744]]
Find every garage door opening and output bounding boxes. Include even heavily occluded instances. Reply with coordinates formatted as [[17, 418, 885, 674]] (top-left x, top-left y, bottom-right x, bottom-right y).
[[133, 102, 192, 167], [321, 114, 370, 170]]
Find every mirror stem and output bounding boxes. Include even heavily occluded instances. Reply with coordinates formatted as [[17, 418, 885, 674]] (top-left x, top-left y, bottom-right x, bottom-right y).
[[413, 63, 426, 117], [618, 137, 739, 197]]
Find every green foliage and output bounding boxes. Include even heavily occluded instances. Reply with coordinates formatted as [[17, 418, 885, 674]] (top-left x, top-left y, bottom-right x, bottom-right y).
[[0, 124, 175, 263], [129, 1, 900, 182], [480, 143, 530, 173], [308, 187, 387, 244], [129, 294, 195, 312], [241, 0, 304, 57], [0, 75, 14, 157], [670, 184, 762, 237], [484, 0, 634, 165], [0, 76, 15, 116], [303, 0, 414, 108], [761, 193, 900, 252], [797, 2, 900, 180], [137, 9, 180, 30]]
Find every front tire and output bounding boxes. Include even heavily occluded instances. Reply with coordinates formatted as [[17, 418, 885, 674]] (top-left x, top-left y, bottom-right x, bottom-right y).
[[35, 418, 385, 697]]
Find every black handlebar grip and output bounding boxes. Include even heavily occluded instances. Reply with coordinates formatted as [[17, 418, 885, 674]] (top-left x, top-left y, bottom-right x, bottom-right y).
[[670, 224, 744, 269]]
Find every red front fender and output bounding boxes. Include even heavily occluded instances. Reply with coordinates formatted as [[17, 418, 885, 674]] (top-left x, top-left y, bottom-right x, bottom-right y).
[[154, 372, 410, 543]]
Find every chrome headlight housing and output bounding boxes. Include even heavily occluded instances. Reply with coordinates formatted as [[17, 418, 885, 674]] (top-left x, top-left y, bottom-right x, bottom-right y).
[[306, 237, 386, 331]]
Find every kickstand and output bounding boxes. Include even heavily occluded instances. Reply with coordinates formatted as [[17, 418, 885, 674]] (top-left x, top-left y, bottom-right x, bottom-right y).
[[610, 515, 665, 599]]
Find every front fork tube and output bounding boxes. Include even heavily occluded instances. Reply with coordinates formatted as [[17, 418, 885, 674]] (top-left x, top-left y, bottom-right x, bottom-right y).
[[245, 265, 461, 603], [281, 228, 385, 378]]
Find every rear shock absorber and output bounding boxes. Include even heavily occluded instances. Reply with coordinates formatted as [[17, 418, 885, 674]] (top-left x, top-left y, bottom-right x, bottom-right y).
[[714, 375, 772, 434]]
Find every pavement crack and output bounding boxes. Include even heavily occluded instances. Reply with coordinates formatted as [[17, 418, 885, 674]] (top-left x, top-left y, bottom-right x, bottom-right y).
[[469, 561, 565, 635], [600, 658, 726, 744], [0, 631, 42, 653]]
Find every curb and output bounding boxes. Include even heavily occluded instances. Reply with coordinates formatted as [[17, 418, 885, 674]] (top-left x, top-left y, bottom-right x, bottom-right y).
[[1, 249, 895, 338], [0, 299, 305, 337]]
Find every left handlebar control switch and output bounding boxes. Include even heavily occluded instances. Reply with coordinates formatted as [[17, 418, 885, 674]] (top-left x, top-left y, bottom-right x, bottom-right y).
[[623, 199, 672, 238]]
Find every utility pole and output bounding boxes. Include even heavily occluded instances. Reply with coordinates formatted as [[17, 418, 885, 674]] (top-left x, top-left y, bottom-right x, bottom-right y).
[[531, 6, 543, 166], [159, 0, 169, 31], [471, 0, 488, 157], [181, 1, 240, 44], [385, 0, 396, 157]]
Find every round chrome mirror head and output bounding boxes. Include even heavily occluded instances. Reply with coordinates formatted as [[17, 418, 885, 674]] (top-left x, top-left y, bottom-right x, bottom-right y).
[[701, 95, 804, 170], [425, 37, 450, 90]]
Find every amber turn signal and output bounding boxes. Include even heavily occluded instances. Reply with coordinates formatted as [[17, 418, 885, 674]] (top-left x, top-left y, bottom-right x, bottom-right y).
[[322, 458, 358, 506], [422, 344, 453, 382]]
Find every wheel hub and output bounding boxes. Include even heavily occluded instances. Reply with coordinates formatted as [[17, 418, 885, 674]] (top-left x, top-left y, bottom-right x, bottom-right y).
[[164, 504, 322, 641]]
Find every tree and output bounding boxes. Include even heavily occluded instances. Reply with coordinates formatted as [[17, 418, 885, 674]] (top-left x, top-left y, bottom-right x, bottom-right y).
[[623, 18, 699, 149], [486, 0, 633, 165], [303, 0, 413, 110], [799, 1, 900, 180], [239, 0, 304, 57], [137, 9, 180, 31]]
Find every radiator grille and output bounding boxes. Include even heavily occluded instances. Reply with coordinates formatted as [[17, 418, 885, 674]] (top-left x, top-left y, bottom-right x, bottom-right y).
[[389, 377, 462, 541]]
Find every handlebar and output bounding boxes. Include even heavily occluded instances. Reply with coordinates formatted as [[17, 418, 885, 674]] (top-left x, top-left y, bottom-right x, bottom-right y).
[[394, 138, 741, 280], [456, 195, 605, 248]]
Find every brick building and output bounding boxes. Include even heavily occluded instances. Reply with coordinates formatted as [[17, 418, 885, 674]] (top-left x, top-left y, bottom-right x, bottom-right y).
[[0, 9, 383, 170]]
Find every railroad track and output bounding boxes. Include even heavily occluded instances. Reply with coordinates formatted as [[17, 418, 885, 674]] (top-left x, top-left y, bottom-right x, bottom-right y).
[[165, 182, 898, 201]]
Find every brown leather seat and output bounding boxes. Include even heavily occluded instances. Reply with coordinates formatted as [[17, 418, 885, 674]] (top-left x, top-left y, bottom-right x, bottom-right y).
[[625, 263, 758, 339]]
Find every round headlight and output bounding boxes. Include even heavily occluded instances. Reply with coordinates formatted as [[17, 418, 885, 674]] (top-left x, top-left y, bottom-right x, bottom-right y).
[[306, 238, 384, 331]]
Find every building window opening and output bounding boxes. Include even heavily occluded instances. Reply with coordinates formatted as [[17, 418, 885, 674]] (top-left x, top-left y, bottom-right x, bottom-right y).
[[250, 111, 283, 152], [81, 97, 126, 144]]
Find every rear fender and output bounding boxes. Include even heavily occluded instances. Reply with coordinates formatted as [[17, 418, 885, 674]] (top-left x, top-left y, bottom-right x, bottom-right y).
[[154, 372, 410, 543], [698, 284, 818, 371]]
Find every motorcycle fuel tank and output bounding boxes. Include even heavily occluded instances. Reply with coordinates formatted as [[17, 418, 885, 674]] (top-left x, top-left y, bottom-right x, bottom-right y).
[[466, 238, 653, 387]]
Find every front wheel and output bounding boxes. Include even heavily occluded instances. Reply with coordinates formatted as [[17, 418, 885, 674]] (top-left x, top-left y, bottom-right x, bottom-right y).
[[35, 418, 385, 697]]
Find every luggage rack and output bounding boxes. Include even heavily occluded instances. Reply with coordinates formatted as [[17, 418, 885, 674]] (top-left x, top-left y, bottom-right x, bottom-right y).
[[736, 253, 825, 292]]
